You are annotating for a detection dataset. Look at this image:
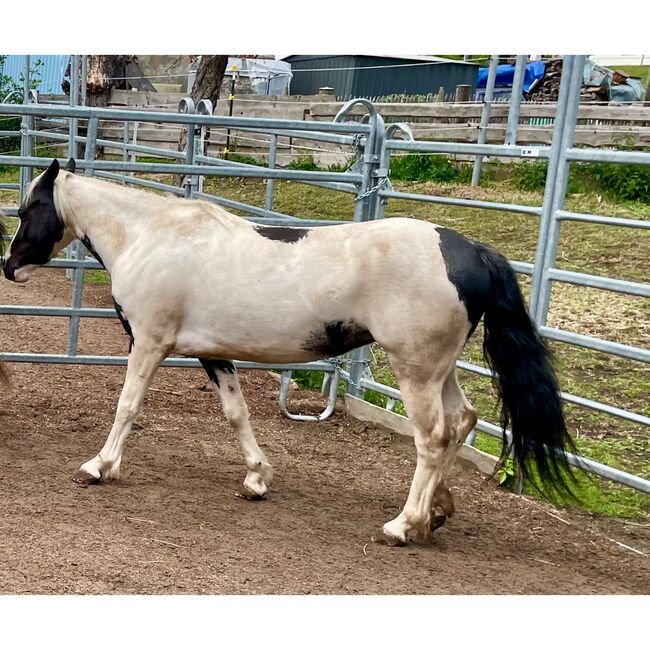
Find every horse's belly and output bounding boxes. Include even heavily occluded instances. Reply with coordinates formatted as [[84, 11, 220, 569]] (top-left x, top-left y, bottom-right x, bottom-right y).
[[172, 321, 325, 363]]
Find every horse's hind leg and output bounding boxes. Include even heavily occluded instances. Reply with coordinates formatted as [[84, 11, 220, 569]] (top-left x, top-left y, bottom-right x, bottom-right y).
[[430, 370, 477, 527], [374, 352, 453, 546], [200, 359, 273, 499], [375, 353, 475, 546]]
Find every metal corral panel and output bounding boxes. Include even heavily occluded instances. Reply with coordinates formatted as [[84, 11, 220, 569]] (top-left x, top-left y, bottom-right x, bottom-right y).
[[1, 55, 69, 95], [284, 55, 479, 98]]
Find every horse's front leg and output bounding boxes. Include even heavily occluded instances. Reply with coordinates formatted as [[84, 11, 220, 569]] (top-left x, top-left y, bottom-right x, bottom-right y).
[[200, 359, 273, 499], [73, 339, 169, 485]]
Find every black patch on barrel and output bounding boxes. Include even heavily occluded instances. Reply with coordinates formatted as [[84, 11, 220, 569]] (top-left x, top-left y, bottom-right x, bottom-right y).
[[303, 320, 374, 357], [81, 235, 105, 269], [199, 358, 236, 388], [436, 226, 491, 335], [112, 297, 134, 351], [254, 225, 310, 243]]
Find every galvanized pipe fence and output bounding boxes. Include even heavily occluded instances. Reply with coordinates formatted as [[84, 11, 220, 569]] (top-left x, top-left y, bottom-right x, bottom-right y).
[[0, 54, 648, 494]]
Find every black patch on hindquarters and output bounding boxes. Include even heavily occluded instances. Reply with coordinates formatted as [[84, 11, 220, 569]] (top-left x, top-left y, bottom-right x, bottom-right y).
[[3, 159, 64, 281], [112, 297, 134, 351], [436, 226, 491, 336], [254, 225, 310, 243], [199, 358, 236, 388], [81, 235, 105, 269], [303, 320, 375, 357]]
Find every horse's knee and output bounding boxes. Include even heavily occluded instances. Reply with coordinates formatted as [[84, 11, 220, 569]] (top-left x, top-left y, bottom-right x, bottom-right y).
[[445, 406, 477, 446]]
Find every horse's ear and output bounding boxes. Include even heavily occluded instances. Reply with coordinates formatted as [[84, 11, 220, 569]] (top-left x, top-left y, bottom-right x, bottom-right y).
[[41, 159, 60, 187], [66, 158, 76, 173]]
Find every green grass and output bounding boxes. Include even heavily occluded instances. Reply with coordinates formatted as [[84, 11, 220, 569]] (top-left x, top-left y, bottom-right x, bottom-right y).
[[84, 270, 110, 285]]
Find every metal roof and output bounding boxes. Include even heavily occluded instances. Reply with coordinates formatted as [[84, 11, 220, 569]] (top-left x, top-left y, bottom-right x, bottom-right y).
[[1, 55, 69, 95]]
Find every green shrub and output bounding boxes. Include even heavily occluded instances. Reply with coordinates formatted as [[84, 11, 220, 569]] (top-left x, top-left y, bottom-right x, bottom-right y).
[[390, 153, 457, 182], [584, 162, 650, 202], [511, 160, 549, 191], [455, 162, 474, 184], [225, 153, 266, 167], [0, 116, 21, 155], [287, 156, 320, 171]]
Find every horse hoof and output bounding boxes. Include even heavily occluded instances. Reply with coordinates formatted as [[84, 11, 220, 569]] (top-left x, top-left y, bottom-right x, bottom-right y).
[[72, 469, 101, 487], [430, 514, 447, 532], [371, 530, 406, 547], [234, 490, 265, 501]]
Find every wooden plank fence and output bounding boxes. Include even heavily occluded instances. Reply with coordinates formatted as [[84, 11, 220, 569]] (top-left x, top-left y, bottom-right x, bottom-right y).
[[33, 91, 650, 166]]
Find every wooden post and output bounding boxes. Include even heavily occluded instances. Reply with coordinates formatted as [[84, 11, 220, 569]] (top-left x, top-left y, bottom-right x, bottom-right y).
[[436, 86, 446, 102], [455, 84, 471, 103]]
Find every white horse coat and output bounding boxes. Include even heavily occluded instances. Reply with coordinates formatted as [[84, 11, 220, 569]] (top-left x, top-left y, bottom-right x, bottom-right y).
[[3, 160, 575, 546]]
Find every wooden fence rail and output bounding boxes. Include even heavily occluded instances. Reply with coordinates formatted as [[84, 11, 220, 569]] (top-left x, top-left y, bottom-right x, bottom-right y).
[[31, 91, 650, 166]]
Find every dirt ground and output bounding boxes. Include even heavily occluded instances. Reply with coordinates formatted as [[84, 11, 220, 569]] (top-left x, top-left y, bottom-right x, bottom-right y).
[[0, 269, 648, 595]]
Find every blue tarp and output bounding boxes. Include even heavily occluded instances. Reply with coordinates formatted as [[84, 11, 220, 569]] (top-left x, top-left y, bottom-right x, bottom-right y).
[[476, 61, 546, 93]]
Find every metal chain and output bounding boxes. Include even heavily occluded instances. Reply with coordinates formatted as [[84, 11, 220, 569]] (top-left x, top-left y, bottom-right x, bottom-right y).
[[330, 357, 370, 389], [355, 176, 388, 202]]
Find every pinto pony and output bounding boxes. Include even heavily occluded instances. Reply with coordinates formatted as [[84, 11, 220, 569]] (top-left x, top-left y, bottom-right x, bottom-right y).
[[3, 159, 576, 546]]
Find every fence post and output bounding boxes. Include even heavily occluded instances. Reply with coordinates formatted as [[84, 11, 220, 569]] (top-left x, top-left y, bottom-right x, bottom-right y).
[[454, 84, 470, 103], [122, 121, 130, 183], [68, 55, 80, 159], [265, 133, 278, 210], [333, 100, 386, 399], [225, 66, 237, 159], [196, 99, 214, 196], [18, 55, 31, 205], [504, 55, 528, 145], [80, 55, 88, 107], [471, 54, 499, 186], [67, 116, 99, 356], [178, 98, 197, 199], [529, 55, 576, 320], [532, 55, 586, 327]]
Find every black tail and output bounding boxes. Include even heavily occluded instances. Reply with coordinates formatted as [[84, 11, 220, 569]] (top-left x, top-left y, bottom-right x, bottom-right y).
[[476, 243, 577, 498]]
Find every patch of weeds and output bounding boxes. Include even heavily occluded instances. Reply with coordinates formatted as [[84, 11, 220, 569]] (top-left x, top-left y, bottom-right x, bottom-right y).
[[390, 153, 457, 182], [225, 153, 267, 167], [84, 270, 110, 285], [287, 156, 321, 171]]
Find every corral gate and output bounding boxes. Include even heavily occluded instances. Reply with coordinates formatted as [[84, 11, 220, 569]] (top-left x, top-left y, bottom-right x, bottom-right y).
[[0, 54, 648, 494]]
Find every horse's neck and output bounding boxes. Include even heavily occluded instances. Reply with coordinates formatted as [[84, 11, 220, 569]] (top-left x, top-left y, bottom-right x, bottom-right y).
[[59, 175, 141, 272]]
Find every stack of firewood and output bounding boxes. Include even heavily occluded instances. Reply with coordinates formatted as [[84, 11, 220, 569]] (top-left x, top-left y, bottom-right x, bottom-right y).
[[526, 58, 563, 101]]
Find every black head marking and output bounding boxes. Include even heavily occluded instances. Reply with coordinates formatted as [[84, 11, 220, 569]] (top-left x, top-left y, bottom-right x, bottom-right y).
[[199, 359, 236, 387], [3, 159, 64, 281], [254, 225, 310, 243], [66, 158, 76, 173], [302, 320, 374, 358], [436, 227, 491, 336]]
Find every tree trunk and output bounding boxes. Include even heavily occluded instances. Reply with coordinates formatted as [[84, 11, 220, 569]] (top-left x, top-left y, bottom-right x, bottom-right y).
[[190, 55, 228, 107], [84, 55, 130, 107], [177, 55, 228, 185]]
